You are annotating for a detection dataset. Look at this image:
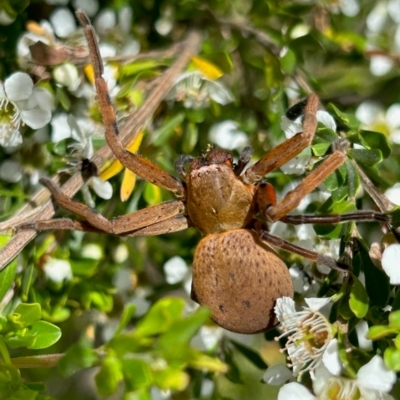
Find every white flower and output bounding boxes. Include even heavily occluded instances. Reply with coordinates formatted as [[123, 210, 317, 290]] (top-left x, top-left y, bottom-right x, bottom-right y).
[[52, 114, 113, 206], [0, 72, 53, 147], [49, 7, 77, 38], [274, 297, 335, 376], [280, 110, 336, 175], [279, 355, 396, 400], [382, 243, 400, 284], [208, 120, 248, 150], [43, 258, 73, 283], [167, 71, 234, 109], [163, 256, 189, 284]]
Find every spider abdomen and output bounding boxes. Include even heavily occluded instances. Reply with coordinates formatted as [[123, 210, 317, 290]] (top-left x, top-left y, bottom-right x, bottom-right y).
[[191, 229, 293, 334]]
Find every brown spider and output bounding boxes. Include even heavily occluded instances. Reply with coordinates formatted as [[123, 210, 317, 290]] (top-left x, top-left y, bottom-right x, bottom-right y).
[[26, 11, 390, 334]]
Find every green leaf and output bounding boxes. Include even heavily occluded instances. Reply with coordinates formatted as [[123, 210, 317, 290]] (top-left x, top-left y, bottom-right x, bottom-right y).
[[152, 113, 185, 147], [135, 298, 185, 337], [153, 367, 189, 391], [312, 142, 331, 156], [349, 276, 369, 318], [359, 243, 390, 307], [9, 303, 42, 329], [58, 339, 98, 377], [389, 310, 400, 329], [115, 304, 136, 337], [359, 130, 391, 159], [344, 159, 360, 198], [348, 148, 383, 168], [120, 60, 162, 77], [280, 49, 296, 74], [230, 340, 268, 369], [328, 103, 359, 130], [384, 347, 400, 371], [25, 321, 62, 350], [96, 355, 123, 396], [122, 358, 152, 391], [157, 307, 210, 350], [182, 122, 198, 154], [0, 259, 17, 303]]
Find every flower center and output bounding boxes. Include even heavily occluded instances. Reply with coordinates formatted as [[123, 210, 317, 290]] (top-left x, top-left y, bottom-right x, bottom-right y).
[[0, 98, 21, 136]]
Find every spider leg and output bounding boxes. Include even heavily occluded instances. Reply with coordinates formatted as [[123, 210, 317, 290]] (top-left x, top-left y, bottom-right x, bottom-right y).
[[38, 178, 186, 234], [260, 231, 349, 272], [243, 94, 319, 184], [21, 214, 189, 237], [76, 11, 186, 199], [281, 210, 390, 225], [265, 142, 347, 221]]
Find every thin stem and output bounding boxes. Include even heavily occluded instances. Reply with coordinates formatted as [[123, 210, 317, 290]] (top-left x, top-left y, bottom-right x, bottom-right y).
[[0, 336, 11, 365]]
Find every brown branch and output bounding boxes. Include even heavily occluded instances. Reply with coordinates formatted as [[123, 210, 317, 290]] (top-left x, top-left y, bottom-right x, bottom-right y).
[[0, 29, 202, 271]]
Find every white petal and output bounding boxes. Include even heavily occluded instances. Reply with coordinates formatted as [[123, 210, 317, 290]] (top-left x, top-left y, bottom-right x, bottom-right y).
[[382, 244, 400, 284], [316, 110, 336, 131], [340, 0, 360, 17], [208, 120, 248, 150], [81, 243, 103, 260], [357, 355, 396, 392], [0, 82, 5, 99], [90, 177, 113, 199], [43, 258, 72, 282], [322, 339, 342, 376], [386, 103, 400, 129], [304, 297, 331, 311], [281, 156, 311, 175], [281, 115, 302, 139], [163, 256, 188, 284], [208, 80, 234, 105], [0, 129, 23, 147], [5, 72, 33, 101], [53, 63, 80, 89], [311, 364, 335, 395], [199, 326, 223, 350], [0, 10, 15, 25], [21, 109, 51, 129], [388, 0, 400, 23], [94, 9, 116, 34], [274, 297, 296, 322], [51, 113, 71, 142], [72, 0, 99, 17], [355, 101, 383, 125], [370, 55, 394, 76], [278, 382, 315, 400], [118, 6, 133, 33], [0, 159, 22, 182], [263, 364, 293, 385], [31, 88, 54, 112], [50, 7, 76, 38], [355, 320, 373, 351], [385, 183, 400, 205], [366, 2, 388, 33]]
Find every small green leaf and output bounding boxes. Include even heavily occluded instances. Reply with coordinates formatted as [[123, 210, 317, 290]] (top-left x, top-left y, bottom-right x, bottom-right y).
[[58, 339, 97, 377], [312, 142, 331, 156], [384, 347, 400, 371], [360, 243, 390, 307], [182, 122, 198, 154], [153, 367, 189, 391], [120, 59, 162, 77], [389, 310, 400, 329], [157, 307, 210, 350], [135, 298, 185, 337], [367, 325, 397, 340], [0, 259, 17, 303], [348, 148, 383, 168], [280, 49, 296, 73], [359, 130, 391, 158], [152, 113, 185, 147], [328, 103, 359, 130], [349, 276, 369, 318], [9, 303, 42, 329], [115, 304, 136, 337], [122, 358, 153, 391], [230, 340, 268, 369], [344, 159, 360, 198], [25, 321, 62, 349], [96, 355, 123, 396]]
